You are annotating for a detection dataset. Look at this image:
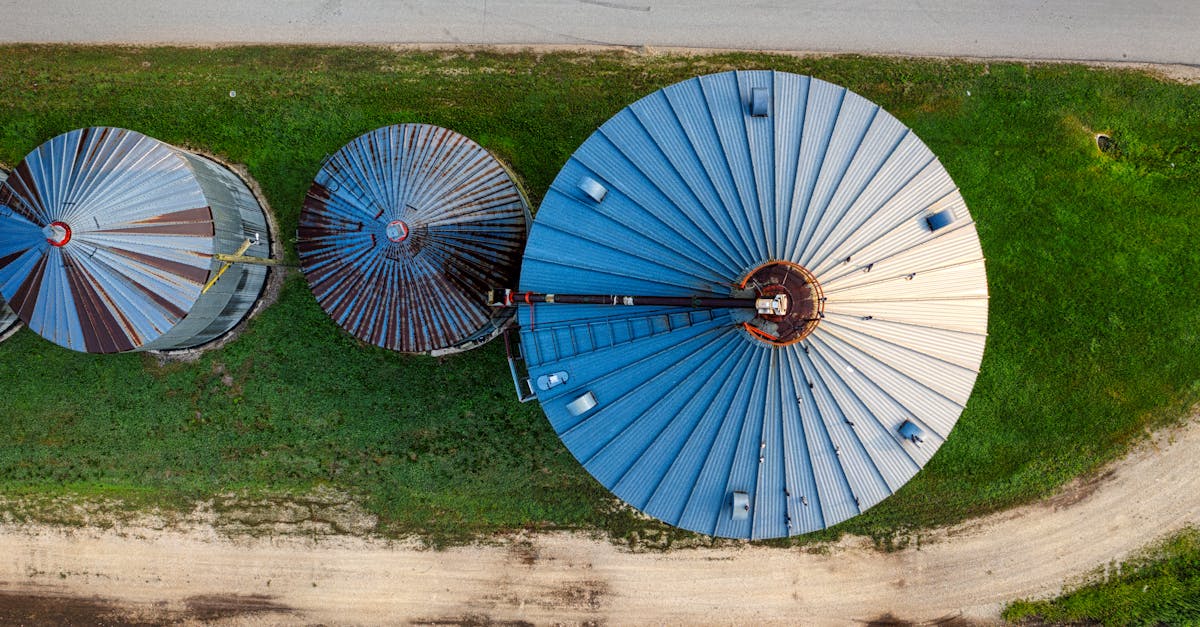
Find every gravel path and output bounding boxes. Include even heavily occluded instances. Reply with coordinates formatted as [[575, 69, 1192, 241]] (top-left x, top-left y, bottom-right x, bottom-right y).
[[1, 413, 1195, 624]]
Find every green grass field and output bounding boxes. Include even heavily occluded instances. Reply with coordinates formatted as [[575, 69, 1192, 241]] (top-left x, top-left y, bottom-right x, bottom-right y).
[[0, 47, 1198, 545], [1004, 528, 1200, 625]]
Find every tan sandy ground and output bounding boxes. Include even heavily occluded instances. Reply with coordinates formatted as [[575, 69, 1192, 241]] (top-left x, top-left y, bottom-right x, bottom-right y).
[[0, 412, 1196, 625]]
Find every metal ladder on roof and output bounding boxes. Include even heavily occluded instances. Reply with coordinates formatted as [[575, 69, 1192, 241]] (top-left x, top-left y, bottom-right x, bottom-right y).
[[502, 309, 726, 403], [501, 327, 538, 403], [526, 309, 723, 366], [503, 307, 733, 403]]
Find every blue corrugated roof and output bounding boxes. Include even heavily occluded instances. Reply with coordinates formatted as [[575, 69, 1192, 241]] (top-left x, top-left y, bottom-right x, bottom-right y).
[[298, 124, 530, 354], [517, 71, 988, 540]]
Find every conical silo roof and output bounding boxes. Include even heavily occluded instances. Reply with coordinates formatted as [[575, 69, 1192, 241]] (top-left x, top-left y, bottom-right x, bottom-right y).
[[0, 127, 271, 353], [298, 124, 531, 354], [516, 71, 989, 540]]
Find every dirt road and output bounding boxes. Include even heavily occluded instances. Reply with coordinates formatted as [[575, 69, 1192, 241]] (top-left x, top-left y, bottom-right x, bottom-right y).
[[0, 414, 1196, 625]]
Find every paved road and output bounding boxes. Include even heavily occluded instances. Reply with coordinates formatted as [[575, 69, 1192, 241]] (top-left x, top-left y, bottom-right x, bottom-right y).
[[1, 1, 1198, 65]]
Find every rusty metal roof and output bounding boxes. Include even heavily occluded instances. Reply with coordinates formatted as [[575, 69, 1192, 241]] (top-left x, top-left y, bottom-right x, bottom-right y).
[[298, 124, 530, 354], [517, 71, 988, 539], [0, 128, 222, 353]]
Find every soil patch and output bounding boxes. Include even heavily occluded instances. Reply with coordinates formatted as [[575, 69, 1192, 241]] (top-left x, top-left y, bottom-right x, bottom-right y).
[[0, 588, 294, 625]]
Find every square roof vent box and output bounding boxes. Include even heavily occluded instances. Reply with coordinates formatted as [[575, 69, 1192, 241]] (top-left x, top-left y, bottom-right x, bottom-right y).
[[750, 88, 770, 117], [898, 420, 926, 444], [566, 391, 598, 416], [731, 491, 750, 520], [926, 208, 955, 231], [537, 371, 569, 390], [579, 177, 607, 203]]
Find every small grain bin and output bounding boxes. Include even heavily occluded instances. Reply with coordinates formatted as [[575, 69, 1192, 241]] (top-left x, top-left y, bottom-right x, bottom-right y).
[[0, 296, 16, 341], [298, 124, 530, 355], [0, 127, 272, 353], [0, 168, 18, 341], [512, 71, 989, 539]]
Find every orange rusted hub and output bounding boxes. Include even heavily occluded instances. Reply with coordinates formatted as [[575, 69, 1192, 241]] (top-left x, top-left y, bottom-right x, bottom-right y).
[[739, 260, 824, 346], [44, 221, 72, 247]]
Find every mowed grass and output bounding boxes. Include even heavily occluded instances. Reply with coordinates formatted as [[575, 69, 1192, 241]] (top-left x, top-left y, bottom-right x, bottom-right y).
[[0, 47, 1198, 545], [1004, 528, 1200, 625]]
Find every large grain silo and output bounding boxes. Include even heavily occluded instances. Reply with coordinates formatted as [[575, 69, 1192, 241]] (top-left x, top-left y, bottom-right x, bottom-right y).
[[298, 124, 530, 355], [0, 127, 272, 353], [511, 71, 989, 540]]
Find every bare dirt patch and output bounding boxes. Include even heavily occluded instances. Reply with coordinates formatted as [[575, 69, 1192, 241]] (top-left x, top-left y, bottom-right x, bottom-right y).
[[0, 589, 148, 626], [210, 487, 379, 537], [182, 594, 294, 622], [1043, 467, 1118, 510], [0, 588, 294, 625], [410, 616, 535, 627], [548, 579, 609, 611], [863, 613, 989, 627]]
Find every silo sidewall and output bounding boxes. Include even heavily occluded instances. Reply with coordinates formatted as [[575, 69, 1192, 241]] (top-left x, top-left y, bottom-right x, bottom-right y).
[[0, 169, 19, 340], [139, 152, 271, 351], [0, 296, 19, 340]]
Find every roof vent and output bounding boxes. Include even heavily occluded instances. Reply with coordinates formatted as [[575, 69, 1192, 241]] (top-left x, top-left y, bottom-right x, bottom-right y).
[[731, 491, 750, 520], [579, 176, 607, 203], [926, 208, 955, 231], [566, 391, 598, 416], [536, 371, 570, 390], [898, 420, 926, 444], [750, 87, 769, 117]]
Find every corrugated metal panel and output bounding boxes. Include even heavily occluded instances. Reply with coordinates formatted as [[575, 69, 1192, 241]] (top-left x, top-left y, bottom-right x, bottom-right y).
[[518, 71, 989, 540], [297, 124, 530, 354], [0, 127, 270, 353], [0, 168, 18, 339], [141, 152, 270, 351], [0, 294, 16, 339]]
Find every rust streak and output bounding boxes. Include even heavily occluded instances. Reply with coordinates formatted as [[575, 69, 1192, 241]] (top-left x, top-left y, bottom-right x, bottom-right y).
[[109, 246, 211, 285], [101, 220, 215, 237], [11, 254, 48, 322], [130, 206, 214, 225], [63, 253, 138, 353]]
